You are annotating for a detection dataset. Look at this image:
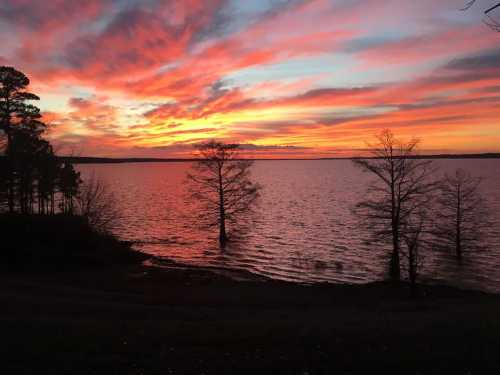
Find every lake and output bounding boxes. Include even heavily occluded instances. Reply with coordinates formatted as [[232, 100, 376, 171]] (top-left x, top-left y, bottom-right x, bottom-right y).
[[78, 159, 500, 292]]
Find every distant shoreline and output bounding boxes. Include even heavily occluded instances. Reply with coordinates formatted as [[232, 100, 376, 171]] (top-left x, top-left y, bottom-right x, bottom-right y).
[[1, 154, 495, 165], [58, 153, 500, 164]]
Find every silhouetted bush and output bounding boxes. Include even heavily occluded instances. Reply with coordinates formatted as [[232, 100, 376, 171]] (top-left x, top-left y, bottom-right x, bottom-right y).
[[0, 214, 147, 270], [75, 173, 119, 233]]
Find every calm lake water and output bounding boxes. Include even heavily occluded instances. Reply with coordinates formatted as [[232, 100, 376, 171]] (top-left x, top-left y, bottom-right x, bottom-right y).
[[78, 160, 500, 292]]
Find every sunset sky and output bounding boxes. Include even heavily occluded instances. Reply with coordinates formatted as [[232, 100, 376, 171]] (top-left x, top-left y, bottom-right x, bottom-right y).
[[1, 0, 499, 158]]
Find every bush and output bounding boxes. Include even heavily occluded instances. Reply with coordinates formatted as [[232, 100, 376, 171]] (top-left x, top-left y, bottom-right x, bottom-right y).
[[0, 214, 147, 270], [75, 174, 119, 233]]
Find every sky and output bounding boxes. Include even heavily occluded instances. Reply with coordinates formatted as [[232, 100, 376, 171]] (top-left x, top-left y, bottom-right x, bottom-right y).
[[1, 0, 499, 158]]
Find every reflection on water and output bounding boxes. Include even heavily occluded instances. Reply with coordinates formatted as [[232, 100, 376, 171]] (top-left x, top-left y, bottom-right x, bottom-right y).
[[78, 159, 500, 292]]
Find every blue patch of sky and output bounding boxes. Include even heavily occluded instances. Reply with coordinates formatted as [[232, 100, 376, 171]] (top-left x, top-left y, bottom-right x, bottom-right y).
[[39, 86, 96, 113], [216, 0, 302, 36], [224, 52, 440, 93]]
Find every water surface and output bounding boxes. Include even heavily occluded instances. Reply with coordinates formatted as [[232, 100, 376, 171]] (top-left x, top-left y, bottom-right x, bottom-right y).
[[78, 159, 500, 291]]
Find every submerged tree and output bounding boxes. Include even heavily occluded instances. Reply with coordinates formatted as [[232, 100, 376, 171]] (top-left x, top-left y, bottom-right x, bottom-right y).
[[400, 205, 433, 295], [186, 141, 261, 247], [433, 168, 488, 261], [353, 129, 437, 282]]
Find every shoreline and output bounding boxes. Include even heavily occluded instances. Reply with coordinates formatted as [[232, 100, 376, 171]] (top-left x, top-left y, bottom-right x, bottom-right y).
[[148, 254, 500, 295]]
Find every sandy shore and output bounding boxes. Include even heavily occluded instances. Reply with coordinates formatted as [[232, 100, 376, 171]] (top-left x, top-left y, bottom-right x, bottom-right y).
[[2, 264, 500, 374]]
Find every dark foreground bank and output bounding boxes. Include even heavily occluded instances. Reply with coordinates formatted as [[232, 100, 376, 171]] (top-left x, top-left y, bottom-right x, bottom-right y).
[[2, 263, 500, 375], [0, 214, 147, 268]]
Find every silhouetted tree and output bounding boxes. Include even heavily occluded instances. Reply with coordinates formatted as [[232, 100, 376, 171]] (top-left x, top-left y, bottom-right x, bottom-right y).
[[0, 66, 42, 150], [9, 128, 40, 214], [462, 1, 500, 31], [0, 138, 8, 211], [36, 143, 60, 215], [186, 141, 261, 247], [433, 168, 488, 261], [0, 66, 45, 213], [353, 129, 437, 282], [0, 66, 83, 216], [59, 162, 81, 214], [401, 204, 434, 295]]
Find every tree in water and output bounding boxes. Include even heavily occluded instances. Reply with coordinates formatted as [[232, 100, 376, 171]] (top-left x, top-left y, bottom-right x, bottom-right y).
[[433, 168, 488, 261], [400, 204, 434, 295], [353, 129, 437, 282], [186, 141, 261, 247]]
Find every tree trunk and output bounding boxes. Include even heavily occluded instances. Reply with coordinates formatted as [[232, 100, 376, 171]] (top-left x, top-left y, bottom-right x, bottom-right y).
[[456, 226, 462, 261], [6, 133, 14, 213], [390, 245, 401, 282], [456, 187, 462, 262], [390, 174, 401, 282], [219, 214, 227, 247], [391, 216, 401, 281], [218, 165, 227, 247], [408, 244, 417, 297]]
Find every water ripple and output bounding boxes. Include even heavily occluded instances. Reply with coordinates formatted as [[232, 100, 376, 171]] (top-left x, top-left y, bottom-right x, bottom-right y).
[[78, 160, 500, 292]]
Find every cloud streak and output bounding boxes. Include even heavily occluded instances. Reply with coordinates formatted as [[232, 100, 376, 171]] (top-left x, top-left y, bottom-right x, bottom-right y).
[[1, 0, 499, 157]]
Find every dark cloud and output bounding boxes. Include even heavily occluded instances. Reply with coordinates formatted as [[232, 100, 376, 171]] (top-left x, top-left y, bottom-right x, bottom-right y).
[[397, 95, 500, 111], [0, 0, 108, 31], [259, 0, 309, 19], [191, 0, 232, 43], [319, 113, 381, 127], [238, 143, 310, 151], [445, 49, 500, 70]]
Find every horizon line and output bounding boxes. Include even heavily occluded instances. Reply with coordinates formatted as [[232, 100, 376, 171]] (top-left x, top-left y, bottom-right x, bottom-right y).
[[53, 153, 500, 164]]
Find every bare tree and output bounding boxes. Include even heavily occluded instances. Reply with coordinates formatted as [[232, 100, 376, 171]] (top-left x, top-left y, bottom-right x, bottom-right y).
[[0, 132, 6, 154], [401, 205, 434, 295], [353, 129, 438, 282], [433, 168, 488, 261], [462, 1, 500, 31], [186, 141, 261, 247], [75, 173, 119, 233]]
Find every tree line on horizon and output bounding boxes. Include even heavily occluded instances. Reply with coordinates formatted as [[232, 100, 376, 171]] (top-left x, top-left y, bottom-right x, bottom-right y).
[[0, 66, 491, 292]]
